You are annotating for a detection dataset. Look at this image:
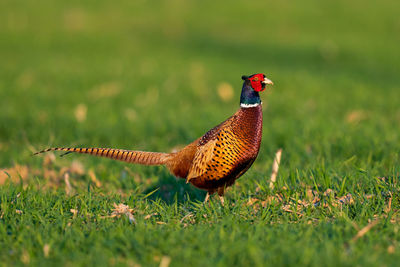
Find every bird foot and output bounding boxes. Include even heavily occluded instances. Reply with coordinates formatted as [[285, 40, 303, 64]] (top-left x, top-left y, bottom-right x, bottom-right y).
[[203, 193, 224, 206], [219, 196, 225, 206], [204, 193, 210, 204]]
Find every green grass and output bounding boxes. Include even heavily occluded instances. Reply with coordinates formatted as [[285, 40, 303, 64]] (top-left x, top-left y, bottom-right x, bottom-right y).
[[1, 0, 400, 266]]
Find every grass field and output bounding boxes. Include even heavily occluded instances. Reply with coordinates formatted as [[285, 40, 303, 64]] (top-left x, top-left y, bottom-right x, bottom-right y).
[[1, 0, 400, 266]]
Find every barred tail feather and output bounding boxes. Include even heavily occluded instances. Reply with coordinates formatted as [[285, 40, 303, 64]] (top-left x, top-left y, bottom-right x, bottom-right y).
[[34, 147, 170, 165]]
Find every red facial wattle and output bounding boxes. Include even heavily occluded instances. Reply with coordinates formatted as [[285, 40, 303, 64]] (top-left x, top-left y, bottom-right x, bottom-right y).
[[249, 74, 265, 92]]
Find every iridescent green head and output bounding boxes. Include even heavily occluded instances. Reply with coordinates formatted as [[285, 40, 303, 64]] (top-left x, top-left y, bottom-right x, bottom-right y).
[[240, 74, 273, 107]]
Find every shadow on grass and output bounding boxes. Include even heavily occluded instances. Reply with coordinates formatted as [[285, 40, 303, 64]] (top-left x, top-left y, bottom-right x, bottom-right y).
[[143, 173, 207, 204]]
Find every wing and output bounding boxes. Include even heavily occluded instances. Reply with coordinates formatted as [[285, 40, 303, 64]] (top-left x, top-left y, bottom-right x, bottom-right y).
[[186, 138, 217, 183], [166, 115, 233, 180], [185, 117, 229, 183], [186, 126, 255, 185], [186, 114, 239, 183]]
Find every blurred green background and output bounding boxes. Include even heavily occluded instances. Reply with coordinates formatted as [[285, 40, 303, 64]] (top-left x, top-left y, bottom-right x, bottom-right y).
[[1, 0, 399, 169], [1, 0, 400, 265]]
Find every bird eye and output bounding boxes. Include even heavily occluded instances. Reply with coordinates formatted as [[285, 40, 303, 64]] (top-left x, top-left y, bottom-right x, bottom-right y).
[[253, 77, 259, 81]]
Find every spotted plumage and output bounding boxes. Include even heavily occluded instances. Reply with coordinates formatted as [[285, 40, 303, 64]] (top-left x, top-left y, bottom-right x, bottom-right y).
[[35, 73, 273, 203], [185, 105, 263, 195]]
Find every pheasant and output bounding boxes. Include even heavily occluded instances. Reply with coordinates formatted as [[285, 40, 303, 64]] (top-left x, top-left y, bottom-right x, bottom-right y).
[[35, 73, 273, 204]]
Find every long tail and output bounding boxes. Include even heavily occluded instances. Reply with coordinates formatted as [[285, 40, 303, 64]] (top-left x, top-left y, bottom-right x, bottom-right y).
[[34, 147, 171, 165]]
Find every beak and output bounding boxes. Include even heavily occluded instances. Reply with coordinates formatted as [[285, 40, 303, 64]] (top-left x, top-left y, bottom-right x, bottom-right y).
[[262, 77, 274, 85]]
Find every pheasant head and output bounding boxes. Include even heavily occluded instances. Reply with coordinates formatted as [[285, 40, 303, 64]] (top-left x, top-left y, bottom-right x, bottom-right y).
[[240, 73, 273, 107]]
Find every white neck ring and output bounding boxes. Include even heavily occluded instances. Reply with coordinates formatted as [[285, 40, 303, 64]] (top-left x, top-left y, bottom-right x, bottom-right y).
[[240, 102, 261, 108]]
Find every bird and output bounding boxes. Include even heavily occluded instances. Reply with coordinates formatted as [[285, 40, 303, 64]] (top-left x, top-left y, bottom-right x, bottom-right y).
[[35, 73, 273, 204]]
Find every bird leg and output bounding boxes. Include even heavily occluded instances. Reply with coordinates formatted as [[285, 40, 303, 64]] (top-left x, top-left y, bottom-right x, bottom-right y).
[[218, 187, 225, 206], [204, 188, 225, 205], [219, 196, 225, 206], [204, 192, 210, 203], [204, 190, 216, 204]]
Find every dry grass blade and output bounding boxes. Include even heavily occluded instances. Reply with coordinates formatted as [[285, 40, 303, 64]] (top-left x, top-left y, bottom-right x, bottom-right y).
[[64, 172, 72, 195], [43, 244, 50, 258], [21, 250, 30, 264], [70, 209, 78, 218], [0, 164, 29, 185], [159, 256, 171, 267], [144, 213, 158, 220], [384, 194, 392, 214], [43, 153, 56, 166], [180, 213, 194, 223], [110, 203, 136, 224], [88, 169, 102, 187], [269, 149, 282, 189], [217, 82, 234, 102], [337, 193, 354, 205], [74, 103, 87, 122], [351, 219, 379, 242]]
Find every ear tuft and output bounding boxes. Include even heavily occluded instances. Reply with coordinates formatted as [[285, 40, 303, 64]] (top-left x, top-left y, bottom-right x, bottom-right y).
[[241, 75, 249, 80]]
